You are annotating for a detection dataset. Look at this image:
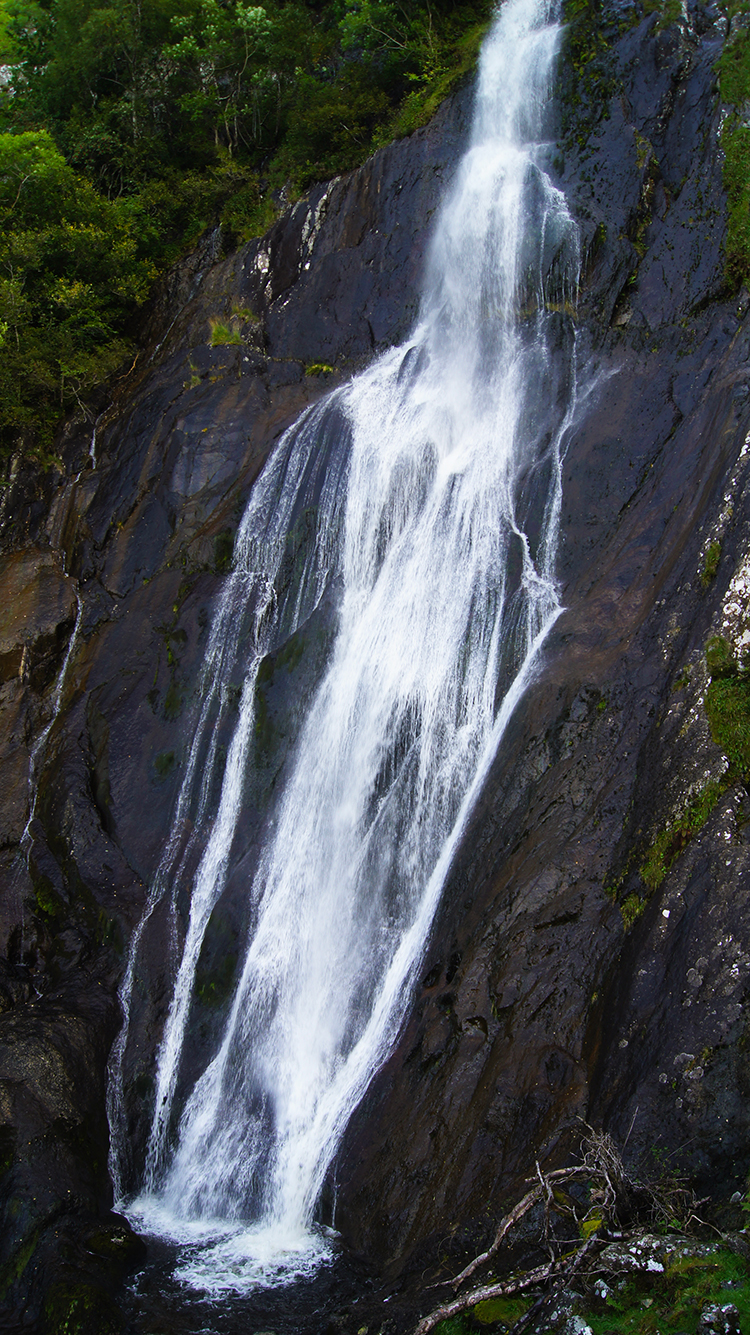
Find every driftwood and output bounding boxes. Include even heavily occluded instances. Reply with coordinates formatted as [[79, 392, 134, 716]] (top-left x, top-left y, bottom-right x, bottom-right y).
[[413, 1125, 704, 1335]]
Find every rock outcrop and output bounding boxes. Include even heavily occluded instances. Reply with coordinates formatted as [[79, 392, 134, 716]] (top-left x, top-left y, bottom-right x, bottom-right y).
[[1, 0, 749, 1327]]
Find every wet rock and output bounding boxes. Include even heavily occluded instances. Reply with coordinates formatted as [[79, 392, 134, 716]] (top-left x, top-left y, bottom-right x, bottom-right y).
[[332, 1, 750, 1270], [0, 547, 76, 690], [597, 1233, 717, 1275], [698, 1302, 742, 1334]]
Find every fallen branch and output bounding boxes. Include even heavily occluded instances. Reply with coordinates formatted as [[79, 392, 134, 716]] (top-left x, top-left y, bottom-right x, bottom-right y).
[[506, 1233, 603, 1335], [447, 1166, 585, 1292], [419, 1124, 706, 1334], [447, 1185, 543, 1291], [414, 1258, 563, 1335], [414, 1235, 603, 1335]]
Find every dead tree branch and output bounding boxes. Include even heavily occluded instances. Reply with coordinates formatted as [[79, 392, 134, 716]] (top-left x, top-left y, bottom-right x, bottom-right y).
[[414, 1235, 604, 1335]]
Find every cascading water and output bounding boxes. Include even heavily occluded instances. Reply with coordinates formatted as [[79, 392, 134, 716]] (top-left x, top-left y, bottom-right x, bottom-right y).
[[109, 0, 580, 1294]]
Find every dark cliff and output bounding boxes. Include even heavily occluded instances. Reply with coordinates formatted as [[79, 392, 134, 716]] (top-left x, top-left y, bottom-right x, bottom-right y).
[[0, 0, 749, 1327]]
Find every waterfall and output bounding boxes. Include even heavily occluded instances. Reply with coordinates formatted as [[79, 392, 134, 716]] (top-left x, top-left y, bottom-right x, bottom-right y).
[[109, 0, 580, 1294]]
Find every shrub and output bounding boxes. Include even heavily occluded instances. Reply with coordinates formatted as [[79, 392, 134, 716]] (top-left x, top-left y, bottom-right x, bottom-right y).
[[209, 318, 241, 346]]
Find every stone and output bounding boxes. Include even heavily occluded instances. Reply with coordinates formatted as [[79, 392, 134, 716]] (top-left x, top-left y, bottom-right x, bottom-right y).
[[698, 1302, 742, 1334]]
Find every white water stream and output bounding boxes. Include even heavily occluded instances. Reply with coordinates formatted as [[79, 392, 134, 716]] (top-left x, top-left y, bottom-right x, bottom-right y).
[[109, 0, 580, 1294]]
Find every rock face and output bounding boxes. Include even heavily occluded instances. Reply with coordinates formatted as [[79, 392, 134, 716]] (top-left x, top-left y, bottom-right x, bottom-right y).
[[335, 1, 750, 1266], [0, 0, 749, 1325]]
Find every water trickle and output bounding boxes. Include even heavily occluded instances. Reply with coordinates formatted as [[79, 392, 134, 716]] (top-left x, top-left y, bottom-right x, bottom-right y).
[[110, 0, 580, 1293]]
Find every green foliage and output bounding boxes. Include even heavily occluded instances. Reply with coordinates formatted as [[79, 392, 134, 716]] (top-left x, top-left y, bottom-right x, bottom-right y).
[[584, 1246, 750, 1335], [640, 779, 723, 890], [306, 362, 334, 376], [620, 891, 644, 928], [701, 540, 722, 586], [706, 633, 737, 678], [473, 1296, 529, 1325], [634, 631, 750, 893], [434, 1319, 473, 1335], [209, 317, 241, 345], [0, 0, 18, 60], [33, 873, 64, 919], [718, 16, 750, 288], [704, 633, 750, 776], [0, 129, 153, 456], [0, 0, 492, 456], [706, 674, 750, 773]]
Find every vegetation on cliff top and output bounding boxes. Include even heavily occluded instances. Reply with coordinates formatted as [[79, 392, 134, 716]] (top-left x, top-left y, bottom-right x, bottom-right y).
[[0, 0, 741, 461], [0, 0, 490, 458]]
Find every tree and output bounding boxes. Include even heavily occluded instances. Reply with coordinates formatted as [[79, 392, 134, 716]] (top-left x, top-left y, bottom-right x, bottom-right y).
[[0, 129, 153, 453]]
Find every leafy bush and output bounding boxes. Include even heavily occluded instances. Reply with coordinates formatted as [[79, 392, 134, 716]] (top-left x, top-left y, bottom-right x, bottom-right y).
[[0, 0, 492, 457], [0, 129, 154, 456]]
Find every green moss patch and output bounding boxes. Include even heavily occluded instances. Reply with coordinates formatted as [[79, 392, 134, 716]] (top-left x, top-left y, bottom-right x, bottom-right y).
[[473, 1296, 529, 1325], [700, 540, 721, 587], [42, 1280, 123, 1335], [703, 634, 750, 776], [32, 873, 64, 922], [639, 632, 750, 892], [718, 13, 750, 287], [584, 1246, 750, 1335], [153, 750, 176, 780], [214, 529, 235, 575], [620, 891, 646, 928], [640, 779, 723, 891], [705, 675, 750, 774], [435, 1319, 473, 1335]]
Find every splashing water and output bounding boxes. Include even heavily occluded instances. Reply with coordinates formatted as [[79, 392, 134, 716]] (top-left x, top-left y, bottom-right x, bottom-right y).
[[109, 0, 580, 1294]]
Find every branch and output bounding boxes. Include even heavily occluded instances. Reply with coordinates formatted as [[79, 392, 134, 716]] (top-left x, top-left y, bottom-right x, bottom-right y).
[[414, 1258, 562, 1335], [505, 1234, 603, 1335], [447, 1185, 543, 1291], [447, 1165, 596, 1294], [414, 1236, 603, 1335]]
